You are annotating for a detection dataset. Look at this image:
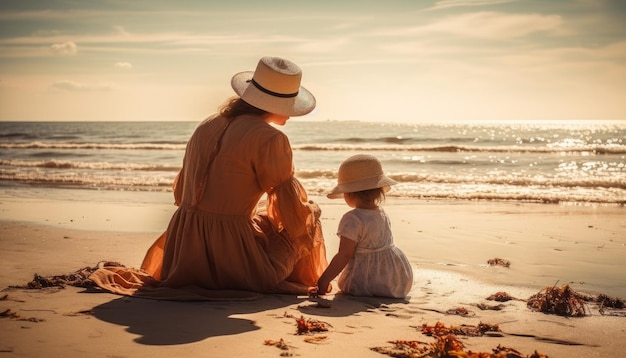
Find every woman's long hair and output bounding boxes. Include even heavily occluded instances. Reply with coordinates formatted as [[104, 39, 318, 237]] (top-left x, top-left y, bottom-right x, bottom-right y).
[[219, 96, 267, 119]]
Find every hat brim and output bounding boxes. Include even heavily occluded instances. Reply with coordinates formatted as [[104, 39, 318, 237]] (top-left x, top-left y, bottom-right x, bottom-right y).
[[231, 71, 316, 117], [327, 175, 397, 199]]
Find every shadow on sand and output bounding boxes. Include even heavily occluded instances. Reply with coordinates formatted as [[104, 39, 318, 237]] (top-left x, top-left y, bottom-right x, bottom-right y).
[[91, 293, 302, 345], [295, 293, 411, 318]]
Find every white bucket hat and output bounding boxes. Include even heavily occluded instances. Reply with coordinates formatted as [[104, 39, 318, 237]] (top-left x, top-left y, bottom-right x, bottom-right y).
[[327, 154, 397, 199], [231, 56, 316, 116]]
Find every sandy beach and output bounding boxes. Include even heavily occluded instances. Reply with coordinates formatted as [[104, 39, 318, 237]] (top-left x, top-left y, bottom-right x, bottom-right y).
[[1, 191, 625, 357]]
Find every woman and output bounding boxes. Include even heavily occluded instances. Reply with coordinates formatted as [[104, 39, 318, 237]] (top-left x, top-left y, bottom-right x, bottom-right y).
[[91, 57, 328, 300]]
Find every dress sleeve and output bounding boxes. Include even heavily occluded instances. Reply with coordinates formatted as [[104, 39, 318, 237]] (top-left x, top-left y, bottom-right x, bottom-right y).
[[258, 132, 318, 247], [337, 211, 361, 242]]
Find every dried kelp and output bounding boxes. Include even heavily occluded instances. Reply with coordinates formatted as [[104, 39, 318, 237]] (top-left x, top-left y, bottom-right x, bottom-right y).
[[371, 335, 464, 358], [9, 261, 124, 289], [475, 303, 506, 311], [0, 308, 17, 318], [577, 292, 624, 310], [577, 292, 625, 316], [372, 338, 433, 358], [487, 291, 522, 302], [444, 307, 475, 317], [296, 316, 330, 335], [527, 284, 587, 317], [487, 258, 511, 268], [420, 321, 501, 337], [294, 315, 331, 335], [371, 334, 549, 358], [0, 308, 45, 322], [264, 338, 291, 350], [596, 294, 626, 316], [595, 294, 624, 309], [373, 322, 548, 357], [282, 312, 332, 335], [303, 335, 328, 344], [527, 284, 624, 317], [264, 338, 295, 356]]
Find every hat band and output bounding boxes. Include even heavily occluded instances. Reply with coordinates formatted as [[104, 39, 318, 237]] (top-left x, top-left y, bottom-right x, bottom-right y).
[[248, 79, 299, 98]]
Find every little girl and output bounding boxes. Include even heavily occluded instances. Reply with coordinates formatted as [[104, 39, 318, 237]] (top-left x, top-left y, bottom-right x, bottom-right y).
[[313, 154, 413, 298]]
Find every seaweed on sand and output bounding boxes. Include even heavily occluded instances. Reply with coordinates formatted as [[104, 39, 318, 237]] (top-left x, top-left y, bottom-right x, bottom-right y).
[[371, 322, 548, 358], [486, 291, 523, 302], [526, 284, 587, 317], [9, 261, 124, 289], [487, 258, 511, 268], [371, 334, 548, 358], [420, 321, 501, 337]]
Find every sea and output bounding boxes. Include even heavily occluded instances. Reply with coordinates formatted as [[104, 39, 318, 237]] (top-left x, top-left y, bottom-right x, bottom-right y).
[[0, 119, 625, 205]]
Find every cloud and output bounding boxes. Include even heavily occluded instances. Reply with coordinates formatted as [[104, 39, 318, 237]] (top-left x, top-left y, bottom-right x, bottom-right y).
[[372, 12, 563, 39], [113, 25, 131, 36], [426, 12, 563, 38], [425, 0, 518, 11], [49, 80, 115, 92], [50, 41, 77, 55], [293, 37, 350, 53], [115, 62, 133, 69], [0, 31, 302, 55]]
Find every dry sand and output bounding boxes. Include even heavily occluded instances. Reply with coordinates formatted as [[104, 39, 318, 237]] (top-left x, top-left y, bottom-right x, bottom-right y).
[[1, 193, 625, 357]]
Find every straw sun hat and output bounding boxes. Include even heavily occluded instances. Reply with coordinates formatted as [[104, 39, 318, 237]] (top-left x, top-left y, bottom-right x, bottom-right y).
[[231, 56, 316, 116], [327, 154, 397, 199]]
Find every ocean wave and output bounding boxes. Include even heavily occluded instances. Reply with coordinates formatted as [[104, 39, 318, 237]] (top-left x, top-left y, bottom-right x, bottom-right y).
[[0, 141, 187, 150], [2, 170, 623, 205], [297, 170, 626, 191], [387, 172, 626, 190], [0, 159, 180, 172], [336, 136, 479, 144], [0, 132, 40, 140], [2, 141, 624, 155], [388, 191, 625, 205], [294, 144, 626, 154], [2, 160, 623, 190], [301, 181, 626, 205], [0, 170, 174, 191], [294, 169, 336, 179]]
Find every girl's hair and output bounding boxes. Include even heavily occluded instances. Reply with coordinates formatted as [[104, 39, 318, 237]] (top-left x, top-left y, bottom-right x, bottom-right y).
[[346, 187, 386, 205], [219, 96, 267, 119]]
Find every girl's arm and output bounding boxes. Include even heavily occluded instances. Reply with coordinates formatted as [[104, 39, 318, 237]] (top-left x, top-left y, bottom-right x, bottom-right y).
[[316, 236, 356, 295]]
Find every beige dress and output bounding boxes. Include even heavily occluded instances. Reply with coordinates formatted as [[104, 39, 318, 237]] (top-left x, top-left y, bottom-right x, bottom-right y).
[[337, 208, 413, 298], [91, 114, 328, 300]]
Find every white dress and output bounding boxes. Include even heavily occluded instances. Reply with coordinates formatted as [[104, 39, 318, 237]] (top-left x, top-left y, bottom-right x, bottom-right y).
[[336, 207, 413, 298]]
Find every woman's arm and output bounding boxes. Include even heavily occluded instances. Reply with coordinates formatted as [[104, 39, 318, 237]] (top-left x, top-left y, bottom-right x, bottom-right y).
[[316, 236, 356, 295], [261, 132, 319, 245]]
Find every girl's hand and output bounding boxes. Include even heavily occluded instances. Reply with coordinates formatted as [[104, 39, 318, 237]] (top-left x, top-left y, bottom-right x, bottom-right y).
[[307, 286, 319, 298], [307, 286, 332, 308]]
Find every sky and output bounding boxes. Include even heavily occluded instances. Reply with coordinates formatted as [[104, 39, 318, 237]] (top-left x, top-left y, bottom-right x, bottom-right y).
[[0, 0, 625, 123]]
